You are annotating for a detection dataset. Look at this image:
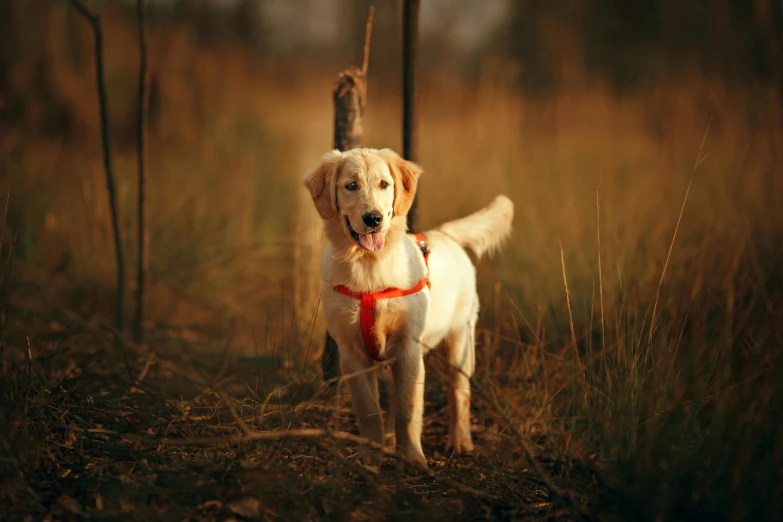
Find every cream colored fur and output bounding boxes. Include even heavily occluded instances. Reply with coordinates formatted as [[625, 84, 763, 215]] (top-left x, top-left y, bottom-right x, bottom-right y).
[[304, 148, 514, 466]]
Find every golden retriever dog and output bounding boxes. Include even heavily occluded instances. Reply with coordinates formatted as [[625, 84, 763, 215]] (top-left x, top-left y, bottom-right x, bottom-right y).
[[304, 147, 513, 466]]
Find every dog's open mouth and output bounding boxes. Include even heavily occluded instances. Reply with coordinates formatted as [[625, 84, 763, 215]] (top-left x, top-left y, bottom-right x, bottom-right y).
[[345, 217, 385, 252]]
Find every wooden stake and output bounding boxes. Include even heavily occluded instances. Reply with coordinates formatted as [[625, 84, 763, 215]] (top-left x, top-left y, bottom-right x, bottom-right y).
[[321, 6, 375, 382]]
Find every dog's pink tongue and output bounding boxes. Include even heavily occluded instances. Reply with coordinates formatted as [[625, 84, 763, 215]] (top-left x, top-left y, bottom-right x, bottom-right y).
[[359, 232, 385, 251]]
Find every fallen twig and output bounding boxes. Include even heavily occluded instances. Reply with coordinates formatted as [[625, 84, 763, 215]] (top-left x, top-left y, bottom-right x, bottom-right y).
[[216, 387, 253, 436]]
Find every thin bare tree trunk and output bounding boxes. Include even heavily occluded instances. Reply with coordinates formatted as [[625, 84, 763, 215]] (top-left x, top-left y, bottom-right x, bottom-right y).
[[68, 0, 125, 330], [133, 0, 148, 343], [402, 0, 420, 233], [320, 7, 374, 383]]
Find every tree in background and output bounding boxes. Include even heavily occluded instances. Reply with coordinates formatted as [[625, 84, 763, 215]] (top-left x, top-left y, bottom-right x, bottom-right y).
[[502, 0, 783, 101]]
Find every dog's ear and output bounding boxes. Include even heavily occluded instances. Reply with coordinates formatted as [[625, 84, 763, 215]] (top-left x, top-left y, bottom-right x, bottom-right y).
[[380, 148, 423, 217], [304, 150, 343, 219]]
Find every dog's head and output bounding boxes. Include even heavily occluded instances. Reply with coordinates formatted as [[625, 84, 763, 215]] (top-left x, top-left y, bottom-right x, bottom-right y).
[[304, 148, 422, 254]]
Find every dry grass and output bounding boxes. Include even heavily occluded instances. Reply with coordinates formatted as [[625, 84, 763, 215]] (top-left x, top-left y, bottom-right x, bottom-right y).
[[2, 5, 782, 521]]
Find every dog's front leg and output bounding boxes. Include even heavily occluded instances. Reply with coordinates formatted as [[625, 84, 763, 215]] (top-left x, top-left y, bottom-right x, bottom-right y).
[[391, 342, 427, 467], [379, 367, 397, 446], [340, 354, 384, 445]]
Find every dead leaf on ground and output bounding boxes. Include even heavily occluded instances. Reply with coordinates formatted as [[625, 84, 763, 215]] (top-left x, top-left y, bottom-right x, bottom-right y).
[[57, 495, 81, 514], [228, 497, 262, 518], [197, 499, 224, 510]]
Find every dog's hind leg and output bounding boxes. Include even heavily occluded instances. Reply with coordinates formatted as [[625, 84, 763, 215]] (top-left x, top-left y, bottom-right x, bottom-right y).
[[444, 295, 478, 454]]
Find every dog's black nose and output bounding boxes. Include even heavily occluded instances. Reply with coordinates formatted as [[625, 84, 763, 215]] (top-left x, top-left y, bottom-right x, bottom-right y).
[[362, 211, 383, 228]]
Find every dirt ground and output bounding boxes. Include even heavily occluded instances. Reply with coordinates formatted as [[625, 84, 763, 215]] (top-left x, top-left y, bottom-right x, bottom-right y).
[[0, 287, 627, 522]]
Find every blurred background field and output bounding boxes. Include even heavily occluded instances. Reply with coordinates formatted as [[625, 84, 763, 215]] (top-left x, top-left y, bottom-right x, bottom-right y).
[[1, 1, 782, 520]]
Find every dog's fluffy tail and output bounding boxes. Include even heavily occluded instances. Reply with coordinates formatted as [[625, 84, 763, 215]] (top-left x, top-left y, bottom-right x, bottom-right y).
[[436, 195, 514, 261]]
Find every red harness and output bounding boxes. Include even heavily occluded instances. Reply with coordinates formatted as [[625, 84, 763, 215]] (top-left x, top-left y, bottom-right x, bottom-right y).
[[333, 233, 431, 362]]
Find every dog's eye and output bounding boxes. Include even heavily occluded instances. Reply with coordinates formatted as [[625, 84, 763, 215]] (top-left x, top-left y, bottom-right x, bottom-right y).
[[345, 181, 358, 191], [379, 180, 389, 189]]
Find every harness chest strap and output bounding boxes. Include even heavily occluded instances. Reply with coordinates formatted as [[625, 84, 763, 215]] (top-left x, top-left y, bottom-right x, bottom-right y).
[[333, 233, 431, 362]]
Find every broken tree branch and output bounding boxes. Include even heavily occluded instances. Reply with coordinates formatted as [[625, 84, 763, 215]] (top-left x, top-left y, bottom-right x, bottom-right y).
[[361, 6, 375, 76]]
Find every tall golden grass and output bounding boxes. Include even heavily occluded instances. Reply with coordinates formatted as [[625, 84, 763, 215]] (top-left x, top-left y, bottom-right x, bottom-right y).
[[2, 6, 782, 519]]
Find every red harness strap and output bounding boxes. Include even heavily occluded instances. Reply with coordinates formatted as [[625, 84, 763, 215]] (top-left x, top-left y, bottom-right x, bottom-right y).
[[333, 233, 431, 362]]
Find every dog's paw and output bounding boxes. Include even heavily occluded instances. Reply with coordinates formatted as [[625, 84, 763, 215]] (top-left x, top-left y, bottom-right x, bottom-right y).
[[397, 445, 427, 468], [409, 451, 428, 469], [446, 433, 475, 454], [356, 451, 383, 473]]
